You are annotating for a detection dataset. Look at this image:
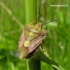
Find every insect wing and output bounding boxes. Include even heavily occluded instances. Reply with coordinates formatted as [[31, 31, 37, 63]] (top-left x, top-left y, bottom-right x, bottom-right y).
[[18, 26, 29, 59], [28, 36, 43, 53], [18, 26, 26, 48]]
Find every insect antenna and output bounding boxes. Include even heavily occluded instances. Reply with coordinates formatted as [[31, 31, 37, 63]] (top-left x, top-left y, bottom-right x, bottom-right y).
[[43, 20, 58, 25]]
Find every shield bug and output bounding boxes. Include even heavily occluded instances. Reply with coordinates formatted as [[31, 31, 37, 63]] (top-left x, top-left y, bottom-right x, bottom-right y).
[[18, 20, 45, 59], [18, 19, 57, 59]]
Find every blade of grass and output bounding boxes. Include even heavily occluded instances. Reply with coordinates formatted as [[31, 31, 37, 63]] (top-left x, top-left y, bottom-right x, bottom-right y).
[[32, 49, 65, 70], [0, 2, 23, 29]]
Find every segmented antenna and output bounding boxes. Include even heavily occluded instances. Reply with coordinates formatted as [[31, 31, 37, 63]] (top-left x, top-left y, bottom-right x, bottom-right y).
[[45, 20, 58, 24]]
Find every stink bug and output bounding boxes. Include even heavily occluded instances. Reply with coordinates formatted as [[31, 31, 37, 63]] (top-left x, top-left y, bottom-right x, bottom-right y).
[[18, 20, 45, 59], [18, 20, 57, 59]]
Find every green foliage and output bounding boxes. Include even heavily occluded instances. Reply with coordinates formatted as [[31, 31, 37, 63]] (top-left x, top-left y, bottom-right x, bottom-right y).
[[0, 0, 70, 70]]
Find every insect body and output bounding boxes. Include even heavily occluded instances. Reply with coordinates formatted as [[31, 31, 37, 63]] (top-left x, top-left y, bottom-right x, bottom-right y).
[[18, 21, 45, 59]]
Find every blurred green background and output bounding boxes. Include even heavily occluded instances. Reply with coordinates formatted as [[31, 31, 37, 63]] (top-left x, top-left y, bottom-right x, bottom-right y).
[[0, 0, 70, 70]]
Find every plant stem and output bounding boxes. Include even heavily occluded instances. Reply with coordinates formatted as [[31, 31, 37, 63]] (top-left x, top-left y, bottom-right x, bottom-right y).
[[25, 0, 37, 24], [28, 58, 41, 70], [25, 0, 41, 70]]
